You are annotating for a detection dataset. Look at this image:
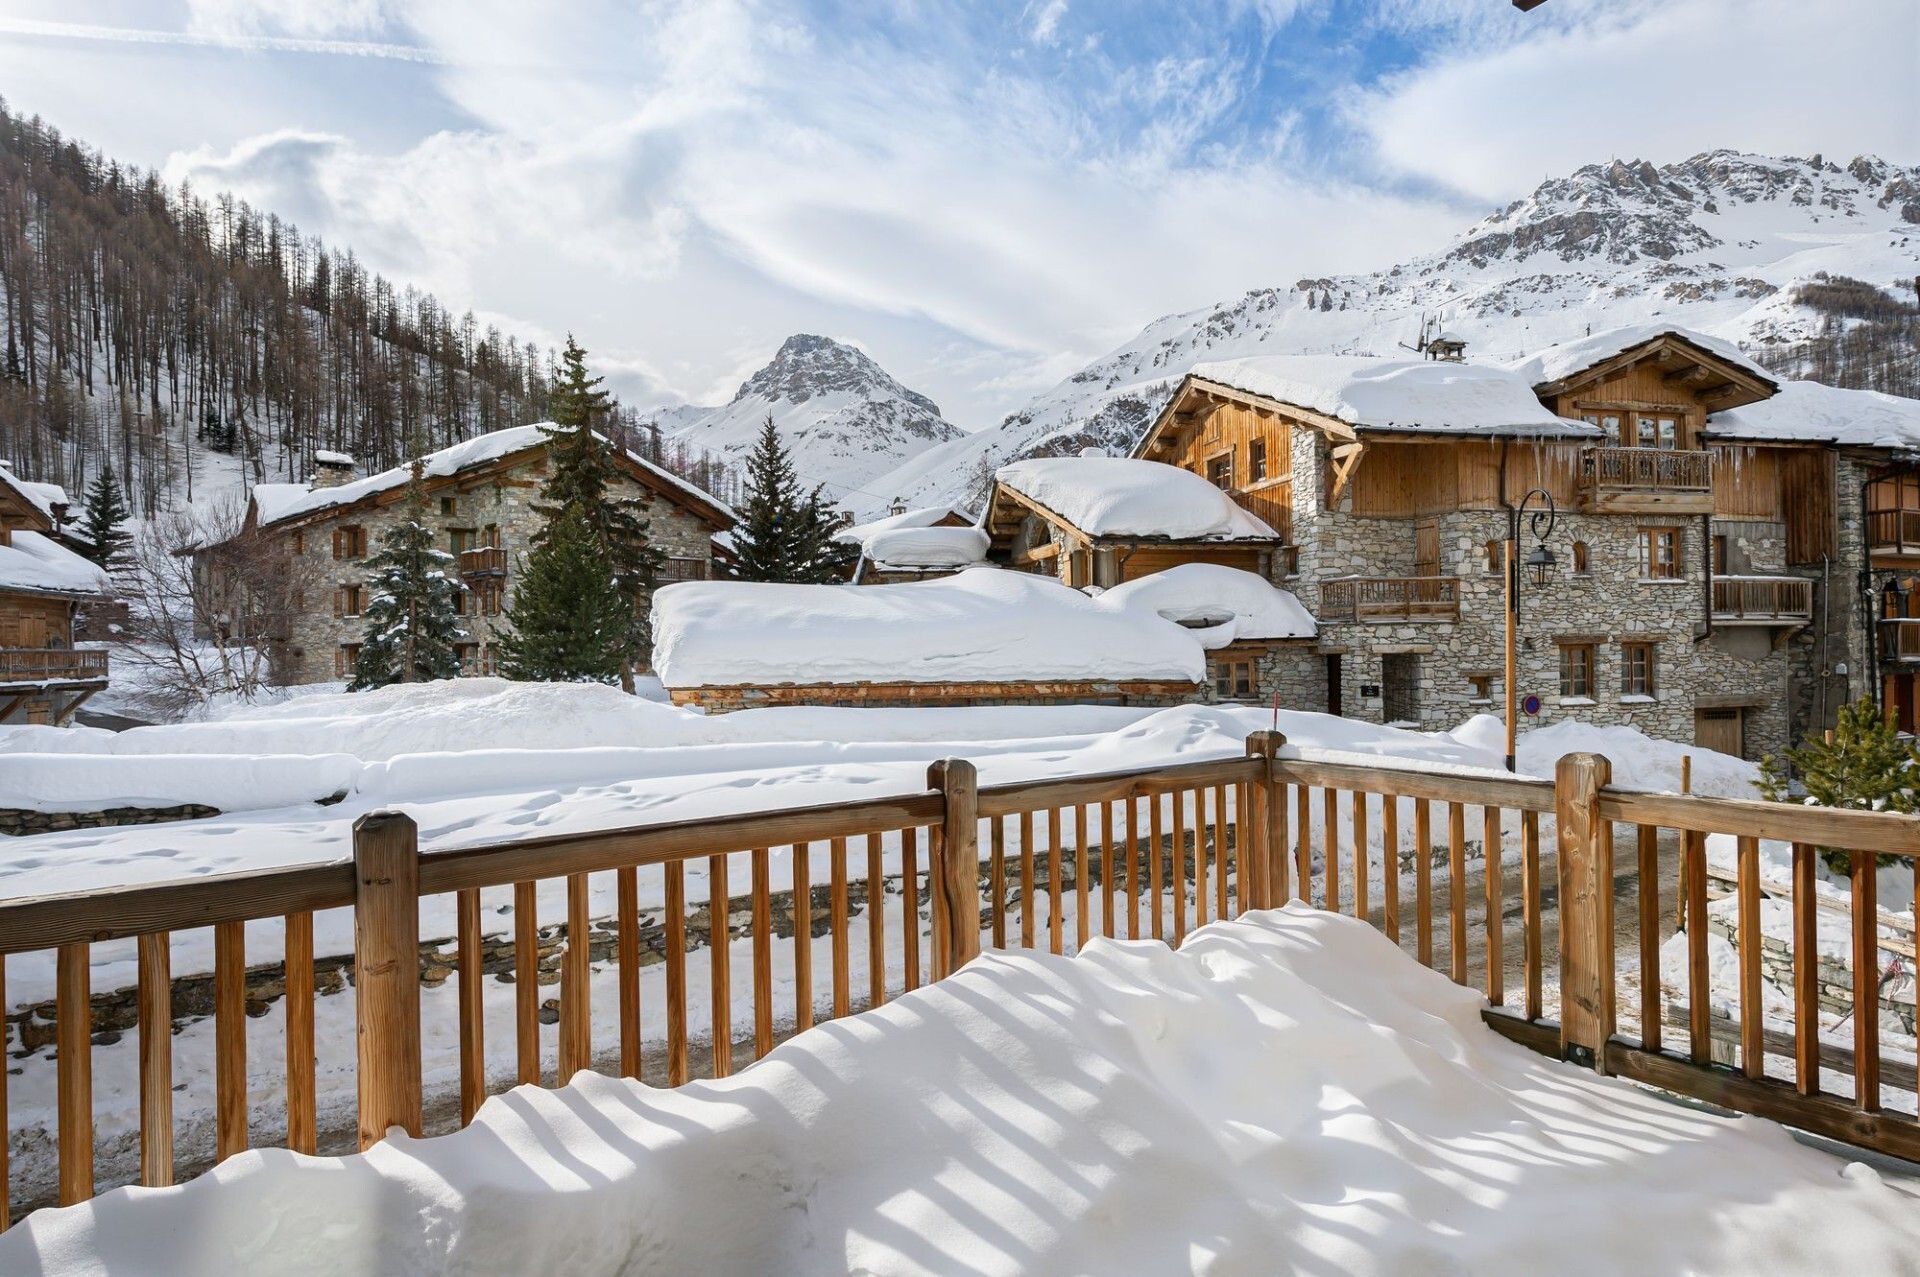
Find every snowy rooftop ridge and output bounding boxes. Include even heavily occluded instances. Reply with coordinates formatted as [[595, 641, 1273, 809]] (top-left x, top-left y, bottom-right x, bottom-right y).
[[864, 525, 989, 570], [1505, 322, 1775, 391], [1706, 380, 1920, 449], [995, 457, 1280, 540], [0, 530, 110, 598], [1186, 355, 1594, 437], [1096, 564, 1315, 644], [833, 504, 968, 550], [0, 463, 66, 525], [257, 425, 735, 528]]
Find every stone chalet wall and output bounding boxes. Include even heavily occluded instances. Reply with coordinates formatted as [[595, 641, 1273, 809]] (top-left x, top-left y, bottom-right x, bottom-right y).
[[673, 681, 1198, 713], [0, 804, 220, 836], [276, 458, 717, 685]]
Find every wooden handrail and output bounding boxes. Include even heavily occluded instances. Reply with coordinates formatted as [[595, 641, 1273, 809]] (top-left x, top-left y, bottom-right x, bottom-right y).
[[1598, 786, 1920, 856], [0, 861, 354, 956], [0, 648, 109, 682], [1318, 575, 1461, 623], [1711, 575, 1812, 621], [1581, 446, 1713, 491]]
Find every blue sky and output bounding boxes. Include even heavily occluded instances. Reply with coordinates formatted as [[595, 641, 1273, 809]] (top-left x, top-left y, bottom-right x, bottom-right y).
[[0, 0, 1913, 426]]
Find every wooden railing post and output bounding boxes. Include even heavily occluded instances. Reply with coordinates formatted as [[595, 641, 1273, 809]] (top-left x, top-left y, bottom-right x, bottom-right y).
[[1555, 753, 1614, 1072], [928, 760, 981, 980], [354, 811, 422, 1149], [1246, 731, 1288, 907]]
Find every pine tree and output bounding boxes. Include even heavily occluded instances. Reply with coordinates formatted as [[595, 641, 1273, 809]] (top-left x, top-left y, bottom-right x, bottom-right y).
[[727, 416, 851, 582], [1760, 697, 1920, 871], [350, 465, 467, 690], [79, 466, 131, 569], [496, 504, 631, 682]]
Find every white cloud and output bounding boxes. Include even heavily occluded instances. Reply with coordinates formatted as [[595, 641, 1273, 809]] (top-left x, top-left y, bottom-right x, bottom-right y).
[[1028, 0, 1068, 45]]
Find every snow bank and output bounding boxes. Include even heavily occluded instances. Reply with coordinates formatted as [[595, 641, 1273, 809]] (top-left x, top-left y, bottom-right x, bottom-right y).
[[1504, 716, 1760, 798], [864, 524, 988, 568], [1507, 322, 1773, 389], [1096, 563, 1315, 641], [1708, 379, 1920, 449], [0, 531, 110, 597], [653, 569, 1206, 687], [6, 907, 1912, 1276], [1190, 354, 1592, 436], [833, 505, 967, 550], [993, 457, 1277, 540], [0, 753, 356, 814]]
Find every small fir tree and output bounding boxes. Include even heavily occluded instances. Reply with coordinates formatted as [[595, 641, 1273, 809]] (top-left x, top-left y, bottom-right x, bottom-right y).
[[350, 465, 467, 689], [79, 466, 132, 569], [728, 416, 853, 582], [496, 504, 631, 682], [1760, 697, 1920, 871]]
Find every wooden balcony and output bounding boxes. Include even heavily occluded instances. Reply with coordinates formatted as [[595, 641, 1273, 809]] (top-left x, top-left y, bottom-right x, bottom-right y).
[[658, 557, 710, 583], [1868, 509, 1920, 560], [1881, 618, 1920, 663], [1711, 575, 1812, 626], [1319, 576, 1460, 623], [0, 647, 109, 688], [456, 546, 506, 576], [1579, 446, 1714, 514]]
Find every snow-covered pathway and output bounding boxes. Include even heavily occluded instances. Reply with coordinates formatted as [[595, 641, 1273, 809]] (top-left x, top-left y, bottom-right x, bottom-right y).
[[4, 907, 1914, 1276]]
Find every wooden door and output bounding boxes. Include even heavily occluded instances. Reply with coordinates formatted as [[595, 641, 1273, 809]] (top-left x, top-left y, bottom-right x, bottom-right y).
[[1414, 520, 1440, 577], [1325, 654, 1343, 717], [1695, 708, 1745, 759]]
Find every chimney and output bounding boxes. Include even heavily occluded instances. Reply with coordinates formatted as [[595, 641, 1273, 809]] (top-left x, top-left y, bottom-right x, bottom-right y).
[[311, 450, 356, 490]]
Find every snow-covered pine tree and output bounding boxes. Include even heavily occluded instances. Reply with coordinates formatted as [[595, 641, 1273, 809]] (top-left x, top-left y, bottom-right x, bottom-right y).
[[79, 466, 131, 569], [728, 415, 851, 582], [1759, 697, 1920, 871], [350, 463, 467, 690], [496, 503, 631, 682]]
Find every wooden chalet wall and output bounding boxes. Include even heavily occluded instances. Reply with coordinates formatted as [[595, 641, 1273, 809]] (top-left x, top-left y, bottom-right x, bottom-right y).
[[1711, 444, 1835, 563], [1541, 360, 1711, 450], [0, 593, 70, 648], [1154, 402, 1294, 542]]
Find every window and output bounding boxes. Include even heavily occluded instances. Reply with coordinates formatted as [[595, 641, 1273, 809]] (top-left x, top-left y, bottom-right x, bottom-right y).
[[292, 530, 305, 555], [1212, 657, 1256, 700], [450, 527, 479, 554], [1205, 453, 1233, 492], [1559, 643, 1596, 699], [453, 588, 470, 617], [1621, 641, 1656, 697], [1467, 674, 1494, 704], [1571, 541, 1590, 575], [1484, 540, 1503, 574], [1248, 438, 1268, 483], [1581, 413, 1622, 444], [1635, 415, 1679, 449], [1711, 534, 1729, 574], [334, 584, 365, 617], [1639, 527, 1682, 579], [1382, 653, 1421, 724], [440, 496, 458, 516], [332, 525, 367, 560], [335, 644, 361, 679], [481, 523, 501, 548], [475, 580, 504, 616]]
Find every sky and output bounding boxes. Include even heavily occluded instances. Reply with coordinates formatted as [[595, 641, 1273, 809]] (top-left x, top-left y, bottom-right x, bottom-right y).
[[0, 0, 1913, 429]]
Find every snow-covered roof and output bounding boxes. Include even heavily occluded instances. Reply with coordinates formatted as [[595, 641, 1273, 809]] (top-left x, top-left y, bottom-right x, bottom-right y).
[[0, 530, 110, 598], [1506, 323, 1774, 390], [259, 425, 735, 528], [995, 457, 1279, 541], [249, 483, 313, 526], [1096, 564, 1315, 645], [1706, 380, 1920, 449], [0, 465, 65, 525], [652, 568, 1205, 687], [833, 504, 967, 549], [1188, 355, 1593, 437], [865, 525, 989, 569]]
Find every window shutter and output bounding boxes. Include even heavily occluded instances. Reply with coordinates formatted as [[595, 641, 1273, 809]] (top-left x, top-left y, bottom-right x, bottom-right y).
[[333, 588, 344, 618], [332, 528, 343, 559]]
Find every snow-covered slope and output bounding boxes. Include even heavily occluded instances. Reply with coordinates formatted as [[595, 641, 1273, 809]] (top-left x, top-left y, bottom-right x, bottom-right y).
[[655, 334, 964, 504], [865, 151, 1920, 517]]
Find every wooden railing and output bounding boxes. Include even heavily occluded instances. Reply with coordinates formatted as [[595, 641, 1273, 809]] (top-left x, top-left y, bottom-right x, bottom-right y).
[[1711, 575, 1813, 623], [1867, 508, 1920, 556], [4, 734, 1919, 1226], [1581, 446, 1713, 491], [0, 648, 108, 685], [455, 546, 506, 576], [1319, 576, 1460, 622], [1880, 617, 1920, 662]]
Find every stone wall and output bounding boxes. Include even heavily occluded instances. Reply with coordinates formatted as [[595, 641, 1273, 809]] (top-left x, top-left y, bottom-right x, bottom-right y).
[[0, 803, 219, 836], [674, 680, 1199, 713]]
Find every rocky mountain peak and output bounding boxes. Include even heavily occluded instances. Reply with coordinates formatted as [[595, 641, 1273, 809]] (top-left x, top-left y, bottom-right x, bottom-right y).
[[731, 333, 944, 419]]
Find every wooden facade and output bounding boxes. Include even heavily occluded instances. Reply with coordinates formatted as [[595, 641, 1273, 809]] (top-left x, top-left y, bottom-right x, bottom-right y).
[[0, 472, 108, 725]]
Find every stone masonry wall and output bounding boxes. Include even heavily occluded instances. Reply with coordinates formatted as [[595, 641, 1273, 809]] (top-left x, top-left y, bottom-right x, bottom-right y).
[[0, 804, 219, 836]]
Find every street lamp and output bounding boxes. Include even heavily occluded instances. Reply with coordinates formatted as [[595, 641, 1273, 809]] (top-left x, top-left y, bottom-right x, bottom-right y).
[[1504, 488, 1558, 772]]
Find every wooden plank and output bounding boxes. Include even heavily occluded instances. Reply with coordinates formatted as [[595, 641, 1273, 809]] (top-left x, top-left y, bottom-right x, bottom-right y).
[[1019, 812, 1037, 951], [1415, 801, 1433, 968], [453, 890, 486, 1125], [1125, 797, 1141, 937], [929, 761, 981, 979], [664, 861, 689, 1086], [1272, 759, 1554, 815], [752, 848, 773, 1057], [1102, 801, 1118, 938], [794, 842, 814, 1031], [1793, 841, 1819, 1097], [1735, 836, 1763, 1080], [1214, 786, 1231, 921], [214, 920, 246, 1161], [902, 828, 922, 988], [1598, 789, 1920, 857], [1521, 812, 1541, 1021], [867, 832, 887, 1009], [513, 881, 540, 1087], [976, 757, 1263, 819], [1483, 806, 1503, 1007], [709, 854, 732, 1077], [1381, 795, 1399, 942], [1076, 804, 1092, 950], [1294, 784, 1311, 908], [560, 872, 591, 1081], [1324, 788, 1340, 915], [1685, 831, 1709, 1064], [57, 942, 92, 1204], [0, 956, 7, 1228], [989, 818, 1007, 950], [1853, 848, 1881, 1113], [1237, 781, 1262, 914], [1556, 754, 1614, 1068], [353, 813, 422, 1149], [831, 837, 851, 1018], [1448, 802, 1467, 986], [1171, 792, 1187, 946], [1149, 794, 1165, 942], [1193, 792, 1210, 930], [284, 912, 315, 1155], [1351, 791, 1369, 922], [1637, 825, 1661, 1051], [617, 867, 641, 1080], [137, 932, 173, 1185]]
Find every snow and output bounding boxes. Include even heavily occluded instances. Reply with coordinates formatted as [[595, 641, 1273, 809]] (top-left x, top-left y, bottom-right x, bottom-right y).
[[993, 457, 1278, 540], [0, 753, 358, 813], [0, 530, 111, 598], [1508, 717, 1761, 799], [863, 525, 988, 569], [1188, 355, 1594, 436], [1506, 322, 1775, 390], [246, 482, 313, 525], [311, 449, 355, 467], [1708, 379, 1920, 449], [6, 906, 1915, 1276], [833, 505, 967, 549], [653, 568, 1207, 687], [0, 464, 68, 522], [1095, 563, 1315, 643]]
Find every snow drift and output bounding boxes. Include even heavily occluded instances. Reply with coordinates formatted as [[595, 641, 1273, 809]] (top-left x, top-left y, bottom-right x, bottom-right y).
[[1190, 354, 1594, 435], [992, 456, 1278, 540]]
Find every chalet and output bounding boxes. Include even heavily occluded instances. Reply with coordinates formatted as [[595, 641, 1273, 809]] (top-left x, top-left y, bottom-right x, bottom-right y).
[[836, 505, 985, 584], [0, 466, 109, 724], [227, 425, 734, 685]]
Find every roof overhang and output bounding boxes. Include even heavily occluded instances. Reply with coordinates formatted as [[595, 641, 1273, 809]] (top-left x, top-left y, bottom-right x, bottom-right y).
[[1135, 374, 1357, 463], [1529, 331, 1778, 411]]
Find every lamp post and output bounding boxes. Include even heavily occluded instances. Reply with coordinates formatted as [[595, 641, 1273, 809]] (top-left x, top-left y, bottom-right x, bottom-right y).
[[1504, 489, 1558, 772]]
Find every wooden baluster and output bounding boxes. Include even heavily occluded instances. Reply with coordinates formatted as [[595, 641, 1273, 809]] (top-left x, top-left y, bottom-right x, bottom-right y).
[[1381, 795, 1400, 942], [1048, 808, 1065, 955], [1323, 788, 1340, 914], [752, 848, 774, 1058], [1171, 789, 1187, 945], [1193, 790, 1210, 929], [1075, 804, 1091, 951], [928, 760, 981, 980], [1214, 786, 1231, 921], [1448, 802, 1467, 986], [831, 837, 851, 1018], [0, 955, 7, 1229], [1237, 780, 1261, 914], [1415, 801, 1434, 967], [1125, 795, 1142, 937], [1792, 841, 1818, 1097], [457, 889, 485, 1125], [664, 861, 689, 1086], [902, 827, 922, 989], [1351, 791, 1369, 923], [989, 818, 1008, 950], [1149, 792, 1165, 941], [1102, 802, 1118, 938], [284, 912, 315, 1155], [513, 880, 541, 1087], [794, 842, 815, 1030], [1294, 783, 1311, 907], [137, 932, 173, 1184], [1736, 835, 1763, 1080], [708, 854, 733, 1076], [1636, 825, 1660, 1050], [215, 920, 246, 1161], [1685, 831, 1709, 1065], [1522, 812, 1542, 1022], [617, 867, 641, 1080], [560, 871, 591, 1081], [866, 832, 887, 1009], [1483, 806, 1503, 1006], [1555, 754, 1615, 1072], [1019, 812, 1036, 951], [1852, 847, 1881, 1113], [57, 942, 92, 1204], [353, 812, 422, 1151]]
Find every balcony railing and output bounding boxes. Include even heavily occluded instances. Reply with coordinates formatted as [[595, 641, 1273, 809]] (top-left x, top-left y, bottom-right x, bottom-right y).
[[1711, 575, 1813, 625], [1868, 509, 1920, 557], [658, 557, 710, 583], [0, 647, 109, 685], [1882, 617, 1920, 663], [1319, 576, 1460, 623], [1581, 446, 1714, 492], [456, 546, 506, 576]]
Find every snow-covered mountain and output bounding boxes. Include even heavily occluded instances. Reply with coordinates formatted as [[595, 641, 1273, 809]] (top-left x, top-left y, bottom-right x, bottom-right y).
[[864, 150, 1920, 518], [653, 334, 964, 503]]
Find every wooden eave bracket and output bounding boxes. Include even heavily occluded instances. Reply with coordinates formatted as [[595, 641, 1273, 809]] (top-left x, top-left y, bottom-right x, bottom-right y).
[[1326, 440, 1366, 507]]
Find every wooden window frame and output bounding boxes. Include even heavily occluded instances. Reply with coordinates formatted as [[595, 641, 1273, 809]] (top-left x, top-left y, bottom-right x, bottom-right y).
[[1247, 438, 1268, 484], [333, 525, 367, 561], [1467, 674, 1493, 704], [1211, 656, 1256, 700], [1575, 400, 1696, 450], [1621, 640, 1656, 697], [1639, 526, 1682, 579], [1559, 643, 1597, 699], [335, 644, 362, 679], [440, 495, 458, 517], [1204, 450, 1234, 493], [1571, 540, 1590, 575]]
